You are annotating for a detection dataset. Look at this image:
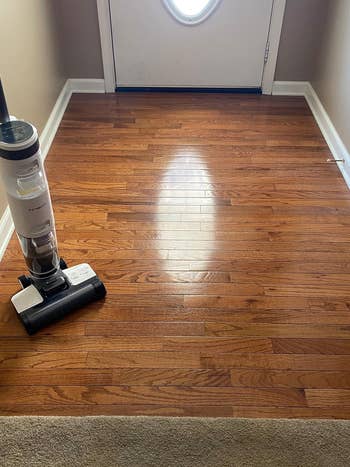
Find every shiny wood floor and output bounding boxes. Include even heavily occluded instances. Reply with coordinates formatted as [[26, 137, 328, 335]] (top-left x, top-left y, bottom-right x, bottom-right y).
[[1, 93, 350, 418]]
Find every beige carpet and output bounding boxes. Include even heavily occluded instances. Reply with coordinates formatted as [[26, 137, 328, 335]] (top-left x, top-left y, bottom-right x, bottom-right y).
[[1, 416, 350, 466]]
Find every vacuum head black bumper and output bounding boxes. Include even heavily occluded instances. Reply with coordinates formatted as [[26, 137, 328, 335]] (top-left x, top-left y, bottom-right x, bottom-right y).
[[18, 276, 106, 335], [12, 263, 106, 335]]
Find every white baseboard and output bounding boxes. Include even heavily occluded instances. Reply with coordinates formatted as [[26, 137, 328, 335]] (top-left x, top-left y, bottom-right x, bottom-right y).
[[273, 80, 350, 189], [272, 81, 309, 96], [304, 83, 350, 188], [0, 207, 15, 261], [69, 79, 105, 94], [0, 78, 105, 261], [40, 80, 72, 161]]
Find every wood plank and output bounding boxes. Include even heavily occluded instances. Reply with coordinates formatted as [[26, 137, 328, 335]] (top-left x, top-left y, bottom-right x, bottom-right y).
[[0, 320, 85, 337], [0, 369, 113, 386], [272, 338, 350, 355], [112, 369, 231, 386], [5, 259, 350, 275], [85, 322, 204, 337], [87, 351, 201, 369], [185, 296, 309, 310], [205, 323, 350, 339], [202, 354, 350, 371], [136, 283, 265, 296], [230, 369, 350, 389], [0, 337, 164, 352], [0, 405, 234, 417], [0, 352, 87, 369], [230, 407, 350, 419], [78, 308, 350, 326], [0, 385, 307, 407], [306, 390, 350, 407], [161, 337, 273, 354], [168, 250, 350, 262]]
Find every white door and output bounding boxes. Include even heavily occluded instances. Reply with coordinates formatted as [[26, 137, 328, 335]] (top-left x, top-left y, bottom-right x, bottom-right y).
[[110, 0, 274, 89]]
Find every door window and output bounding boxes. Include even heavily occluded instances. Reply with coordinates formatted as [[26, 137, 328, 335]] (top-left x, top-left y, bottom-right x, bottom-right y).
[[163, 0, 221, 25]]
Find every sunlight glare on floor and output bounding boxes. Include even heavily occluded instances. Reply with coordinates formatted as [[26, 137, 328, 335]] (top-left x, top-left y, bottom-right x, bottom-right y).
[[157, 150, 216, 269]]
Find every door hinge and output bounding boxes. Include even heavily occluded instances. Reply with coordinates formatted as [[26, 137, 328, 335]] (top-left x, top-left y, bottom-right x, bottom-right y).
[[264, 41, 270, 64]]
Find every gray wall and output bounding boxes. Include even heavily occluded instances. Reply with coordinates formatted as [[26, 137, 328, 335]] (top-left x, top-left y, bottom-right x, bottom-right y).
[[275, 0, 330, 81], [53, 0, 104, 79], [312, 0, 350, 152]]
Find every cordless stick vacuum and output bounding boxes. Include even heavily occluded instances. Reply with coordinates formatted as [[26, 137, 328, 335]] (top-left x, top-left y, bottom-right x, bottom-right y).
[[0, 79, 106, 335]]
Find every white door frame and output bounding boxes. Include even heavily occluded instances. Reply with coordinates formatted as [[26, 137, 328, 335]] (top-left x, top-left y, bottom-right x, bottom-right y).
[[97, 0, 286, 94]]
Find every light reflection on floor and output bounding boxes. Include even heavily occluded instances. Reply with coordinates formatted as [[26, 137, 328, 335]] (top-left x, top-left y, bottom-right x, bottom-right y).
[[156, 151, 216, 270]]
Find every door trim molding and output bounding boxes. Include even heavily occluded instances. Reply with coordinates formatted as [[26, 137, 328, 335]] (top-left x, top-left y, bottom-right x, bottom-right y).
[[97, 0, 286, 94], [262, 0, 286, 94], [97, 0, 116, 92]]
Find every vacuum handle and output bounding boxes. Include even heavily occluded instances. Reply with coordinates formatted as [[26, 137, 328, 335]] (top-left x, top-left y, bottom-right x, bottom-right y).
[[0, 79, 10, 124]]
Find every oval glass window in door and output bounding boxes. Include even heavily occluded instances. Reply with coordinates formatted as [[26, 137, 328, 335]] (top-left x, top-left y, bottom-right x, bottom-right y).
[[163, 0, 221, 25]]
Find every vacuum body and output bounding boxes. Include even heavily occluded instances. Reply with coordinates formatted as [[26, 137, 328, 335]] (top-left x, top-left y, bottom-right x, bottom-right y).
[[0, 120, 60, 279], [0, 80, 106, 334]]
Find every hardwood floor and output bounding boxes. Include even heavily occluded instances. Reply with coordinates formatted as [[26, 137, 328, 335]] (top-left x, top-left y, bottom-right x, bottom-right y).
[[1, 92, 350, 417]]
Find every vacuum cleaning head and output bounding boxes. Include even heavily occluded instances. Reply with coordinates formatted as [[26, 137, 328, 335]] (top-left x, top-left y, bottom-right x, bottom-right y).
[[12, 263, 106, 335], [0, 78, 107, 334]]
